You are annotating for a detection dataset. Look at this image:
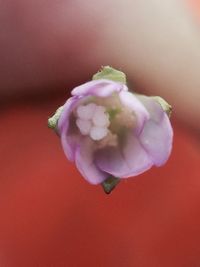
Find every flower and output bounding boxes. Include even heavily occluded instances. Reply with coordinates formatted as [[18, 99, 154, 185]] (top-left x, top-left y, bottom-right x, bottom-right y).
[[48, 67, 173, 192]]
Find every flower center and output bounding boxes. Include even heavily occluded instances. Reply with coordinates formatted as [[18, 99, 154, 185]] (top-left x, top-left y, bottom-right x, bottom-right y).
[[75, 100, 136, 146]]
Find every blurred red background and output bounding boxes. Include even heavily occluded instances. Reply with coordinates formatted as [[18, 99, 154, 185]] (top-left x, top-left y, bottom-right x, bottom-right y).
[[0, 1, 200, 267]]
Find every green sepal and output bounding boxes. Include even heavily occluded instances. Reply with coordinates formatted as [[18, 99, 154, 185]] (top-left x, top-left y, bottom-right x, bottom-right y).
[[92, 66, 126, 84], [102, 176, 120, 194], [151, 96, 172, 117], [48, 106, 64, 130]]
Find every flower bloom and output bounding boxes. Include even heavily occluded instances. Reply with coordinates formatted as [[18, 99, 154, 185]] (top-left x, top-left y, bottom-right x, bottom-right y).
[[56, 79, 173, 185]]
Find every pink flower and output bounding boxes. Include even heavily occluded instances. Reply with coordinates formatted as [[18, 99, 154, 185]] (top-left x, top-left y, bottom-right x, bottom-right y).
[[51, 73, 173, 187]]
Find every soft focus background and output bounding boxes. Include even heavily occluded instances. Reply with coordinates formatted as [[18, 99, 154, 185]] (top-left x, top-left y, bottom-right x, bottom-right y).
[[0, 0, 200, 266]]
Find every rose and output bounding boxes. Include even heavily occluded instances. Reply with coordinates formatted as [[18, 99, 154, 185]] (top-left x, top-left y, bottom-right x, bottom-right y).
[[48, 67, 173, 192]]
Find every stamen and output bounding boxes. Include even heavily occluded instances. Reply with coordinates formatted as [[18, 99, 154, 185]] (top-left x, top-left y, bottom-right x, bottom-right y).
[[76, 101, 135, 143], [76, 103, 96, 120], [92, 106, 110, 127], [89, 126, 108, 141], [76, 119, 92, 135]]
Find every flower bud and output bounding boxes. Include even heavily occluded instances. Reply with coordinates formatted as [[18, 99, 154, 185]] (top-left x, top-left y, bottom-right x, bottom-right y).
[[48, 67, 173, 194]]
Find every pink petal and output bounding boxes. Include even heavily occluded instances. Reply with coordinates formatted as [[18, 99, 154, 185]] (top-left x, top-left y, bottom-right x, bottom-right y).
[[60, 134, 81, 162], [139, 114, 173, 166], [75, 138, 108, 184], [58, 96, 81, 161], [119, 91, 149, 134], [135, 95, 164, 123], [95, 133, 153, 178], [137, 95, 173, 166], [72, 79, 127, 97]]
